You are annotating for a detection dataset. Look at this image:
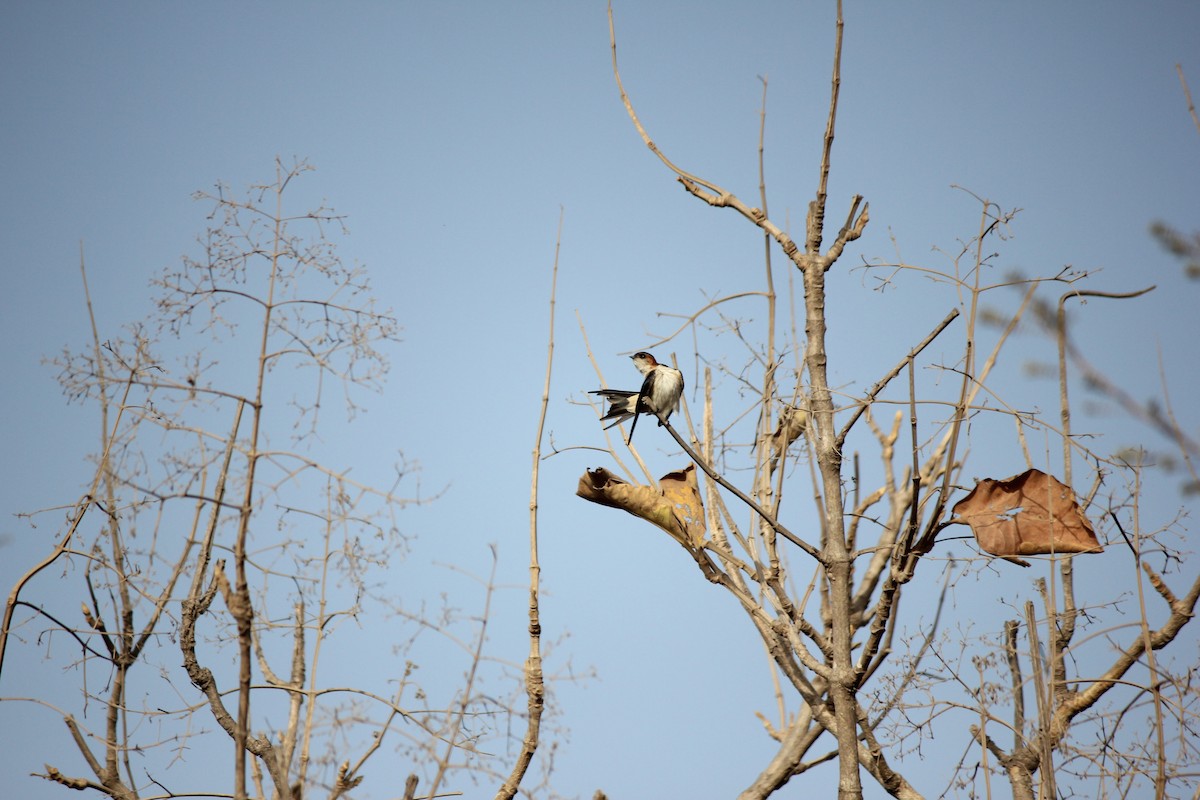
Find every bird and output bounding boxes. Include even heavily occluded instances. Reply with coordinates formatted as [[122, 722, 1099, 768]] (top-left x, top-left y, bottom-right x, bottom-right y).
[[591, 352, 684, 444]]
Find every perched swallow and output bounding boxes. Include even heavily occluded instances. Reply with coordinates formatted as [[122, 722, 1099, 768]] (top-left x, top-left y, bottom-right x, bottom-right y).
[[591, 352, 684, 444]]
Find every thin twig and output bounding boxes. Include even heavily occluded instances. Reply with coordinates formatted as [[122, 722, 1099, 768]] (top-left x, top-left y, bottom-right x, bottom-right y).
[[662, 421, 821, 562], [837, 307, 959, 445], [1177, 64, 1200, 136], [495, 209, 560, 799], [607, 2, 804, 264]]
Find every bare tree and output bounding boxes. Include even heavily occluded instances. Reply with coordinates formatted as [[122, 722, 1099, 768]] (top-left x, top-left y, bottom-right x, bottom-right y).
[[1, 159, 557, 800], [580, 5, 1200, 799]]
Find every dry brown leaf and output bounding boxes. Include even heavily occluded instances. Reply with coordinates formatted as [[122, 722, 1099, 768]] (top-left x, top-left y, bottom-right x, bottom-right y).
[[576, 464, 706, 548], [952, 468, 1102, 558]]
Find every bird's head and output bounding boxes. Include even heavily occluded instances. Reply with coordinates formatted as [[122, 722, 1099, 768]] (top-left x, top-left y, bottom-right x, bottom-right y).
[[630, 351, 659, 373]]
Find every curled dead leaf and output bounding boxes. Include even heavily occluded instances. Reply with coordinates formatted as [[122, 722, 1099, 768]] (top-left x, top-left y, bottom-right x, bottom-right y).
[[576, 464, 706, 548], [952, 468, 1102, 559]]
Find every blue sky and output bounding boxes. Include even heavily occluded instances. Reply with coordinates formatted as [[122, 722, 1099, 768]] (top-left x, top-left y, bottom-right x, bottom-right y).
[[3, 3, 1199, 798]]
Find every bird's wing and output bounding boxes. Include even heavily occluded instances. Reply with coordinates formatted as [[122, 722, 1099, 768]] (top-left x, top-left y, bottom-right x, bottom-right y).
[[589, 389, 637, 401], [626, 371, 660, 443], [590, 389, 638, 427]]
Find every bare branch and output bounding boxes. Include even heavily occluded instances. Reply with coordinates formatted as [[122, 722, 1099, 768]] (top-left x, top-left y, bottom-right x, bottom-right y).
[[1177, 64, 1200, 137], [494, 209, 560, 800]]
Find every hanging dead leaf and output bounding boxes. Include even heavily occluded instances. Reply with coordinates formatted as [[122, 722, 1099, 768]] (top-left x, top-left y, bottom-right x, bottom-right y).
[[576, 464, 706, 548], [952, 468, 1102, 558]]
